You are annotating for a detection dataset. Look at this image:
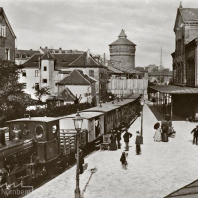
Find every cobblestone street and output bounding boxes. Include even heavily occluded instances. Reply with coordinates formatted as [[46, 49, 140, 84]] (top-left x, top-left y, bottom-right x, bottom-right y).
[[25, 102, 198, 198]]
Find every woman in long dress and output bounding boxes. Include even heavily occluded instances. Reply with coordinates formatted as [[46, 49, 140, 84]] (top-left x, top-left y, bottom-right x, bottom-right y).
[[154, 123, 162, 142], [110, 130, 117, 150]]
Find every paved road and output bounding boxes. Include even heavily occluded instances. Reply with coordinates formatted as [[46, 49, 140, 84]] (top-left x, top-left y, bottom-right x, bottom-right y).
[[25, 103, 198, 198]]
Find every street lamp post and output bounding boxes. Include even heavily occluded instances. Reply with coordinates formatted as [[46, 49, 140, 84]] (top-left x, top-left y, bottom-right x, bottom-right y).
[[73, 111, 83, 198], [140, 96, 144, 141]]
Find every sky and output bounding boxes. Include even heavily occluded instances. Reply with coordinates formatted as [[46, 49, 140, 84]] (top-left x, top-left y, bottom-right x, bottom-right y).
[[1, 0, 198, 69]]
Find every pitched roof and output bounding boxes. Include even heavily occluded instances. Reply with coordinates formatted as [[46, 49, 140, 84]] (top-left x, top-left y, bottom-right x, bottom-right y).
[[68, 51, 106, 68], [22, 53, 82, 69], [41, 51, 55, 60], [23, 53, 42, 68], [174, 7, 198, 31], [53, 54, 82, 69], [0, 7, 16, 38], [57, 88, 76, 102], [56, 70, 96, 86], [180, 8, 198, 21], [109, 29, 136, 46]]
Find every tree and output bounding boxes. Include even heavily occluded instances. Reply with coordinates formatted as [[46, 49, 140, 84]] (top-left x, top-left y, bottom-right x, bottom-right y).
[[34, 86, 51, 102], [0, 60, 27, 125]]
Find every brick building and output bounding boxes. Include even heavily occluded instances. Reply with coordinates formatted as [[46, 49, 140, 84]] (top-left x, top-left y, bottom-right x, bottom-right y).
[[0, 7, 16, 62], [172, 3, 198, 86], [149, 3, 198, 120]]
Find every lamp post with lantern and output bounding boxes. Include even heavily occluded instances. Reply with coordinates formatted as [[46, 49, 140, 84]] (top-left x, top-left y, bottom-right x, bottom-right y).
[[140, 96, 144, 142], [73, 111, 83, 198]]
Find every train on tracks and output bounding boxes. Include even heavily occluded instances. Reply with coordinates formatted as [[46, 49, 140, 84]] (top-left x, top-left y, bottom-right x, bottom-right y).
[[0, 95, 140, 196]]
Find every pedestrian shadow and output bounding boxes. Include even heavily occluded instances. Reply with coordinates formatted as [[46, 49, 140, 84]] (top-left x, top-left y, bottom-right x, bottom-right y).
[[147, 104, 184, 121]]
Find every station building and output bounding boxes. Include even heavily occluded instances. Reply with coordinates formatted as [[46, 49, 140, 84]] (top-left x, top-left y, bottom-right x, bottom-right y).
[[149, 3, 198, 120]]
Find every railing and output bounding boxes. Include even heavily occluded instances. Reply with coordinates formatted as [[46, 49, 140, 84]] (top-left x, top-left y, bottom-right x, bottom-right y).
[[59, 129, 87, 156]]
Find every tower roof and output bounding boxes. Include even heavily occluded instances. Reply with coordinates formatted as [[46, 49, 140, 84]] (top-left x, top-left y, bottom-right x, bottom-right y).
[[109, 29, 136, 46], [41, 51, 55, 60], [118, 29, 127, 38]]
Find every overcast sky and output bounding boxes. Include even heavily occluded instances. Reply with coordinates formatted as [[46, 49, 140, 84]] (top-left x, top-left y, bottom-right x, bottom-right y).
[[1, 0, 198, 69]]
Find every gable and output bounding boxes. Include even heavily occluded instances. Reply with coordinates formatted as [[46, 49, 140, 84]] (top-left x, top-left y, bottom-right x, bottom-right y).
[[0, 7, 16, 38], [174, 9, 184, 32]]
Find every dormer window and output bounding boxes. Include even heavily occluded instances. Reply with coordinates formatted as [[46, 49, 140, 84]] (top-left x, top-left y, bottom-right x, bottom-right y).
[[0, 25, 6, 37]]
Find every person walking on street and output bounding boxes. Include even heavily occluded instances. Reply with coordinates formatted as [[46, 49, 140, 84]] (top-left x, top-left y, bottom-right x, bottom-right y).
[[123, 129, 132, 151], [120, 152, 128, 170], [135, 131, 141, 155], [153, 122, 162, 142], [116, 128, 122, 149], [110, 130, 117, 150], [191, 125, 198, 145], [161, 121, 169, 142]]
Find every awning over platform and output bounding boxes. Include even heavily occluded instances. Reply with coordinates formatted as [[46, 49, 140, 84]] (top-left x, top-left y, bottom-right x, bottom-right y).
[[149, 85, 198, 94]]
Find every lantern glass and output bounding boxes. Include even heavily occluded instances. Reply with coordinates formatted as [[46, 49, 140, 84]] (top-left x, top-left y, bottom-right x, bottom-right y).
[[73, 111, 83, 131], [140, 99, 144, 106]]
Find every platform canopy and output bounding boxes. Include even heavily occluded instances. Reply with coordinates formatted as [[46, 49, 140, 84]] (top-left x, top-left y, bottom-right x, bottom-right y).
[[149, 85, 198, 94]]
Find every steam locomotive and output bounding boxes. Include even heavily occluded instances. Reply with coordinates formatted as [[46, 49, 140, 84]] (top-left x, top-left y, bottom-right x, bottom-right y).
[[0, 96, 140, 196]]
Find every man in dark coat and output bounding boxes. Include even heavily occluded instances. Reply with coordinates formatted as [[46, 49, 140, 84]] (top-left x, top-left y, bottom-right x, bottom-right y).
[[191, 126, 198, 145], [123, 130, 132, 151]]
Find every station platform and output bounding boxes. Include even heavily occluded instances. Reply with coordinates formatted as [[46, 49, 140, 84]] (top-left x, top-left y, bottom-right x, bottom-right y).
[[25, 102, 198, 198]]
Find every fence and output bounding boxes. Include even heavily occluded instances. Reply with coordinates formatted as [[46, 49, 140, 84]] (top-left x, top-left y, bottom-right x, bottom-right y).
[[108, 78, 148, 96]]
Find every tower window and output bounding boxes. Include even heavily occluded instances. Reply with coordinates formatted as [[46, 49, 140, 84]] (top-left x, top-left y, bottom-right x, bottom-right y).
[[44, 66, 47, 71]]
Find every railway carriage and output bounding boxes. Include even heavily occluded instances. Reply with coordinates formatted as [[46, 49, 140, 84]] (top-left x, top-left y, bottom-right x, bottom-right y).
[[0, 94, 140, 196]]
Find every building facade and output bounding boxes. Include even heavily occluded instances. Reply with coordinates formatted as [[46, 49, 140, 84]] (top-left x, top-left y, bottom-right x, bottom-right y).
[[0, 7, 16, 62], [109, 29, 136, 70], [172, 4, 198, 86], [19, 50, 108, 103]]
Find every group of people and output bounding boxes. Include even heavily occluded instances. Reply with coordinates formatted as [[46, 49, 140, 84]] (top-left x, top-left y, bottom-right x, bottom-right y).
[[153, 122, 169, 142], [108, 124, 143, 170]]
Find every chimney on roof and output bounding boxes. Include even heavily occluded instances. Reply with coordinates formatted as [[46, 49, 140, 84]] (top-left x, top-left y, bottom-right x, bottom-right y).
[[30, 49, 32, 51], [179, 1, 182, 8], [45, 47, 48, 49], [59, 47, 62, 50]]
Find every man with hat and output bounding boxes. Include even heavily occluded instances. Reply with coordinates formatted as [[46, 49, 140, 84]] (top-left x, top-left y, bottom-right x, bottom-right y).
[[191, 125, 198, 145]]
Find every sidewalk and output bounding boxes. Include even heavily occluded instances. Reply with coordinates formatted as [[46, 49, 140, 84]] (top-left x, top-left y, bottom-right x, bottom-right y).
[[25, 103, 198, 198]]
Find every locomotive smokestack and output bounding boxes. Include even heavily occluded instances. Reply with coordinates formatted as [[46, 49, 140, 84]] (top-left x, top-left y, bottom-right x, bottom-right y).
[[0, 127, 8, 146]]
